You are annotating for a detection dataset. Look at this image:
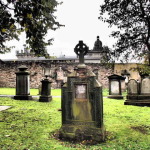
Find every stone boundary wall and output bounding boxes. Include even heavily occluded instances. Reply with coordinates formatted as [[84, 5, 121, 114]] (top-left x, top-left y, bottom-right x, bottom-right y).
[[0, 60, 113, 89]]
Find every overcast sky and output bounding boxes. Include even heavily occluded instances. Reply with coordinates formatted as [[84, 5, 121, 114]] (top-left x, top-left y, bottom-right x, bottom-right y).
[[0, 0, 116, 60]]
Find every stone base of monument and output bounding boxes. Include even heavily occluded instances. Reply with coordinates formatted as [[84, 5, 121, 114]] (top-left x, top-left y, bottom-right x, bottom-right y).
[[125, 95, 150, 106], [59, 124, 105, 143], [39, 95, 52, 102], [124, 100, 150, 106], [14, 95, 32, 100], [107, 95, 124, 99]]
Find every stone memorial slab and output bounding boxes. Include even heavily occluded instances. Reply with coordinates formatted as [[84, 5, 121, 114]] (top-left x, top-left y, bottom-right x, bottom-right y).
[[75, 84, 87, 99], [14, 65, 32, 100], [125, 78, 150, 106], [0, 106, 11, 111], [141, 78, 150, 94], [111, 80, 119, 94], [107, 74, 125, 99], [128, 79, 138, 95], [39, 78, 52, 102]]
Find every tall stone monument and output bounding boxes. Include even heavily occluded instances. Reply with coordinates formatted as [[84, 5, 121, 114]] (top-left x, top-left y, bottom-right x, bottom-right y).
[[39, 67, 52, 102], [59, 41, 105, 142], [14, 65, 32, 100], [39, 78, 52, 102]]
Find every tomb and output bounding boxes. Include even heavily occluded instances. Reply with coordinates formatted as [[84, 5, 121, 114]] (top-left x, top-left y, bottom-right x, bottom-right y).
[[59, 41, 105, 142]]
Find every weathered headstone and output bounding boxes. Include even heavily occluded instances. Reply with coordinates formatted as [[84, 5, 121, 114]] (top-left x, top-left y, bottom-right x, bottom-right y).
[[107, 74, 125, 99], [56, 66, 64, 88], [138, 77, 150, 106], [125, 78, 150, 106], [39, 78, 52, 102], [124, 79, 139, 105], [39, 68, 52, 102], [121, 69, 130, 90], [59, 41, 105, 143], [141, 78, 150, 94], [14, 65, 32, 100], [128, 79, 138, 95]]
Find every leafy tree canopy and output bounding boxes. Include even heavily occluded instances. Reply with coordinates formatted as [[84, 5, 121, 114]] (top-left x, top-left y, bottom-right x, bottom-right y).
[[99, 0, 150, 65], [0, 0, 62, 57]]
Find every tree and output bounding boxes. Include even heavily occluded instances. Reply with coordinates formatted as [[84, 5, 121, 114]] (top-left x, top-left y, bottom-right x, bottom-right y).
[[101, 45, 114, 63], [99, 0, 150, 65], [0, 0, 62, 57]]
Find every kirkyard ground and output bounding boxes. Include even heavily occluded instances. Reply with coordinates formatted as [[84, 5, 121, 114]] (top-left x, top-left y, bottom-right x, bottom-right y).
[[0, 88, 150, 150]]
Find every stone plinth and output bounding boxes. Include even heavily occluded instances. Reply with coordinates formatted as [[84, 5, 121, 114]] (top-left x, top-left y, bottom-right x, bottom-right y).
[[14, 65, 32, 100], [59, 64, 105, 142], [107, 74, 125, 99], [39, 78, 52, 102]]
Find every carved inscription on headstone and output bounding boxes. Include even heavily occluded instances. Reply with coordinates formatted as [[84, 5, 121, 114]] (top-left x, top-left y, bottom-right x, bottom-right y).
[[111, 81, 119, 94], [75, 85, 87, 99]]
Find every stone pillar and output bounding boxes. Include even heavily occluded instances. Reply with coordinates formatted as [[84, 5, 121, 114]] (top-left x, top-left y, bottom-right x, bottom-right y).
[[14, 65, 32, 100], [39, 78, 52, 102]]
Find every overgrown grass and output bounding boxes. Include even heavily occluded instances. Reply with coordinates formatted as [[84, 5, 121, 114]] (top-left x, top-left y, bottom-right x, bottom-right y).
[[0, 95, 149, 149]]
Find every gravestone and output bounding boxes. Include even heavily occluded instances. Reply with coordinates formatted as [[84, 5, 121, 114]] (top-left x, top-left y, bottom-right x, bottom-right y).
[[14, 65, 32, 100], [56, 66, 64, 88], [141, 78, 150, 94], [128, 79, 138, 94], [138, 77, 150, 106], [121, 69, 130, 90], [107, 74, 125, 99], [39, 67, 52, 102], [125, 78, 150, 106], [39, 78, 52, 102], [59, 41, 105, 142], [124, 79, 139, 105]]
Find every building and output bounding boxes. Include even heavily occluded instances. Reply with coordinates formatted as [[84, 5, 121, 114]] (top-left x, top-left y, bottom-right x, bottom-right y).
[[0, 36, 141, 89]]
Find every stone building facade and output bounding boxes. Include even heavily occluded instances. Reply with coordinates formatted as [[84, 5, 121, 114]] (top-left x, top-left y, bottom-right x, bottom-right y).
[[0, 59, 114, 89], [0, 58, 141, 89], [0, 36, 141, 89]]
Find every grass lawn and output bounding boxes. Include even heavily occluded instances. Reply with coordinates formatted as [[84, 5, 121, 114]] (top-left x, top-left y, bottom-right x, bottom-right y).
[[0, 88, 61, 96], [0, 88, 108, 97], [0, 89, 149, 150]]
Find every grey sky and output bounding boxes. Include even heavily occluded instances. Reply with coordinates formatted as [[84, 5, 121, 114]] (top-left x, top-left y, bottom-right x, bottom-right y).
[[0, 0, 116, 59]]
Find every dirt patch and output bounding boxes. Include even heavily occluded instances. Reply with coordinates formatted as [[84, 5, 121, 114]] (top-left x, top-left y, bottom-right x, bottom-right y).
[[131, 125, 150, 134]]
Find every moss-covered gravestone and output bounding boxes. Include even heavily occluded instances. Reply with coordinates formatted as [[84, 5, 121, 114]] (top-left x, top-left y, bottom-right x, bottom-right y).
[[59, 41, 105, 142]]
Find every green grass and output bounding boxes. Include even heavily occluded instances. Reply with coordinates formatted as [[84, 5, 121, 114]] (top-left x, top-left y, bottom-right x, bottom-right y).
[[0, 94, 149, 150], [0, 88, 16, 95], [103, 88, 109, 97], [0, 88, 61, 96], [0, 88, 125, 97]]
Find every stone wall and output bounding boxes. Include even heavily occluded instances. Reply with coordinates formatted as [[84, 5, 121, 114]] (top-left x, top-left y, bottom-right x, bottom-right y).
[[114, 63, 141, 80], [0, 60, 114, 89]]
